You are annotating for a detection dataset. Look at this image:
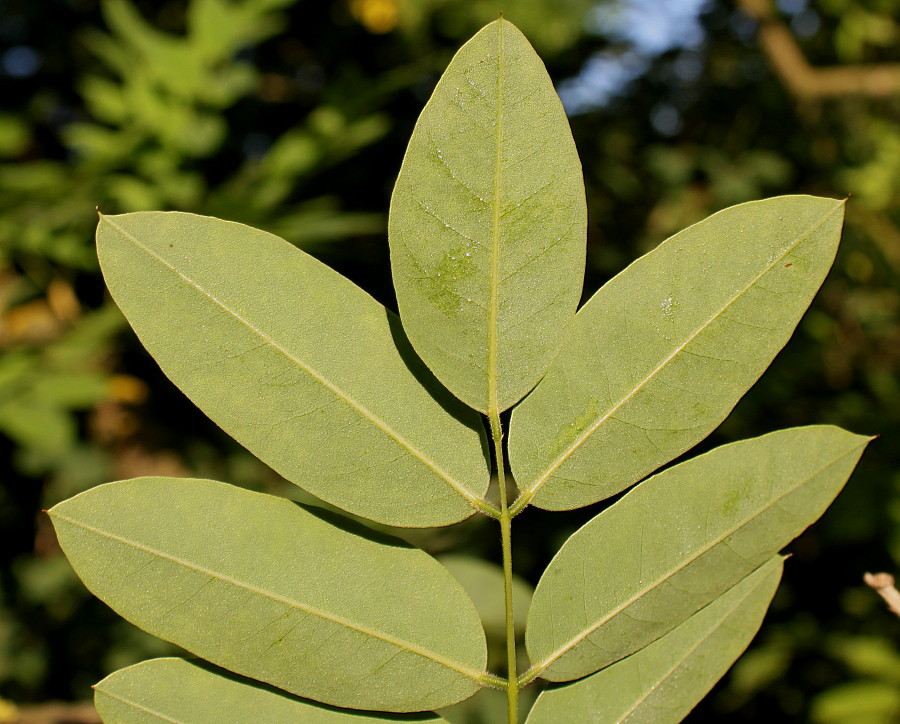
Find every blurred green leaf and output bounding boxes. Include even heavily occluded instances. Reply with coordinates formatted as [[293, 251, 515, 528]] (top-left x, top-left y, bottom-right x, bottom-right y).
[[812, 681, 900, 724], [0, 115, 31, 158], [827, 636, 900, 686], [438, 555, 533, 636]]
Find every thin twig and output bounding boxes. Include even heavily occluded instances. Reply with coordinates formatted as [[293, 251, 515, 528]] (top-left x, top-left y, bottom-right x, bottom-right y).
[[864, 572, 900, 618], [736, 0, 900, 98], [8, 702, 100, 724]]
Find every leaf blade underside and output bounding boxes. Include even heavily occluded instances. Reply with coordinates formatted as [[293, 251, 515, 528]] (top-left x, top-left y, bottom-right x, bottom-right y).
[[525, 425, 869, 682], [97, 211, 490, 527], [51, 478, 488, 712], [524, 557, 783, 724], [94, 658, 451, 723], [389, 18, 586, 413], [510, 195, 845, 511]]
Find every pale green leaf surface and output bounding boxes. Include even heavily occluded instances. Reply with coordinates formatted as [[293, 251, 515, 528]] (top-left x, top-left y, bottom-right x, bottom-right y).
[[438, 555, 533, 635], [526, 425, 869, 682], [524, 556, 783, 724], [94, 658, 449, 723], [96, 211, 490, 527], [389, 18, 586, 413], [51, 478, 488, 712], [509, 196, 845, 511]]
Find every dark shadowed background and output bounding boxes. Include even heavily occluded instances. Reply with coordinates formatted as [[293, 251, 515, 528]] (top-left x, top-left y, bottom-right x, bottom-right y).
[[0, 0, 898, 721]]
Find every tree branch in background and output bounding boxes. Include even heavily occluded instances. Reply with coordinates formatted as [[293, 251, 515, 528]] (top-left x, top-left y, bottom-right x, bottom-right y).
[[864, 572, 900, 618], [737, 0, 900, 98], [4, 702, 99, 724]]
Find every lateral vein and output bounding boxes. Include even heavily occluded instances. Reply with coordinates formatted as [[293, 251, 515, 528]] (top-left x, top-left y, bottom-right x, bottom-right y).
[[94, 688, 181, 722]]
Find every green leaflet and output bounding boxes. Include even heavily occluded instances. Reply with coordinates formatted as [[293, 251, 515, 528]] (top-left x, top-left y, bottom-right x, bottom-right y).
[[525, 557, 784, 724], [50, 478, 488, 712], [94, 658, 450, 723], [389, 18, 586, 414], [96, 211, 491, 527], [525, 426, 870, 682], [509, 195, 845, 512]]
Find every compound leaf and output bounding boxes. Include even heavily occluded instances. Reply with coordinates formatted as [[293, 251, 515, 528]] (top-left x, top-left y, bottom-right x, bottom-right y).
[[389, 18, 585, 414], [95, 658, 450, 723], [525, 557, 783, 724], [525, 426, 869, 682], [96, 211, 490, 528], [50, 478, 488, 712], [509, 196, 845, 511]]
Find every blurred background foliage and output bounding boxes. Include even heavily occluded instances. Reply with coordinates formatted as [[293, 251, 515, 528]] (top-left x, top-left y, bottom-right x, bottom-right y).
[[0, 0, 898, 721]]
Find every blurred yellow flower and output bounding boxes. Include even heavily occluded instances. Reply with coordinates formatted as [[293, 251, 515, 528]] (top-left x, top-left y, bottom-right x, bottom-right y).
[[0, 699, 18, 724], [350, 0, 399, 34]]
